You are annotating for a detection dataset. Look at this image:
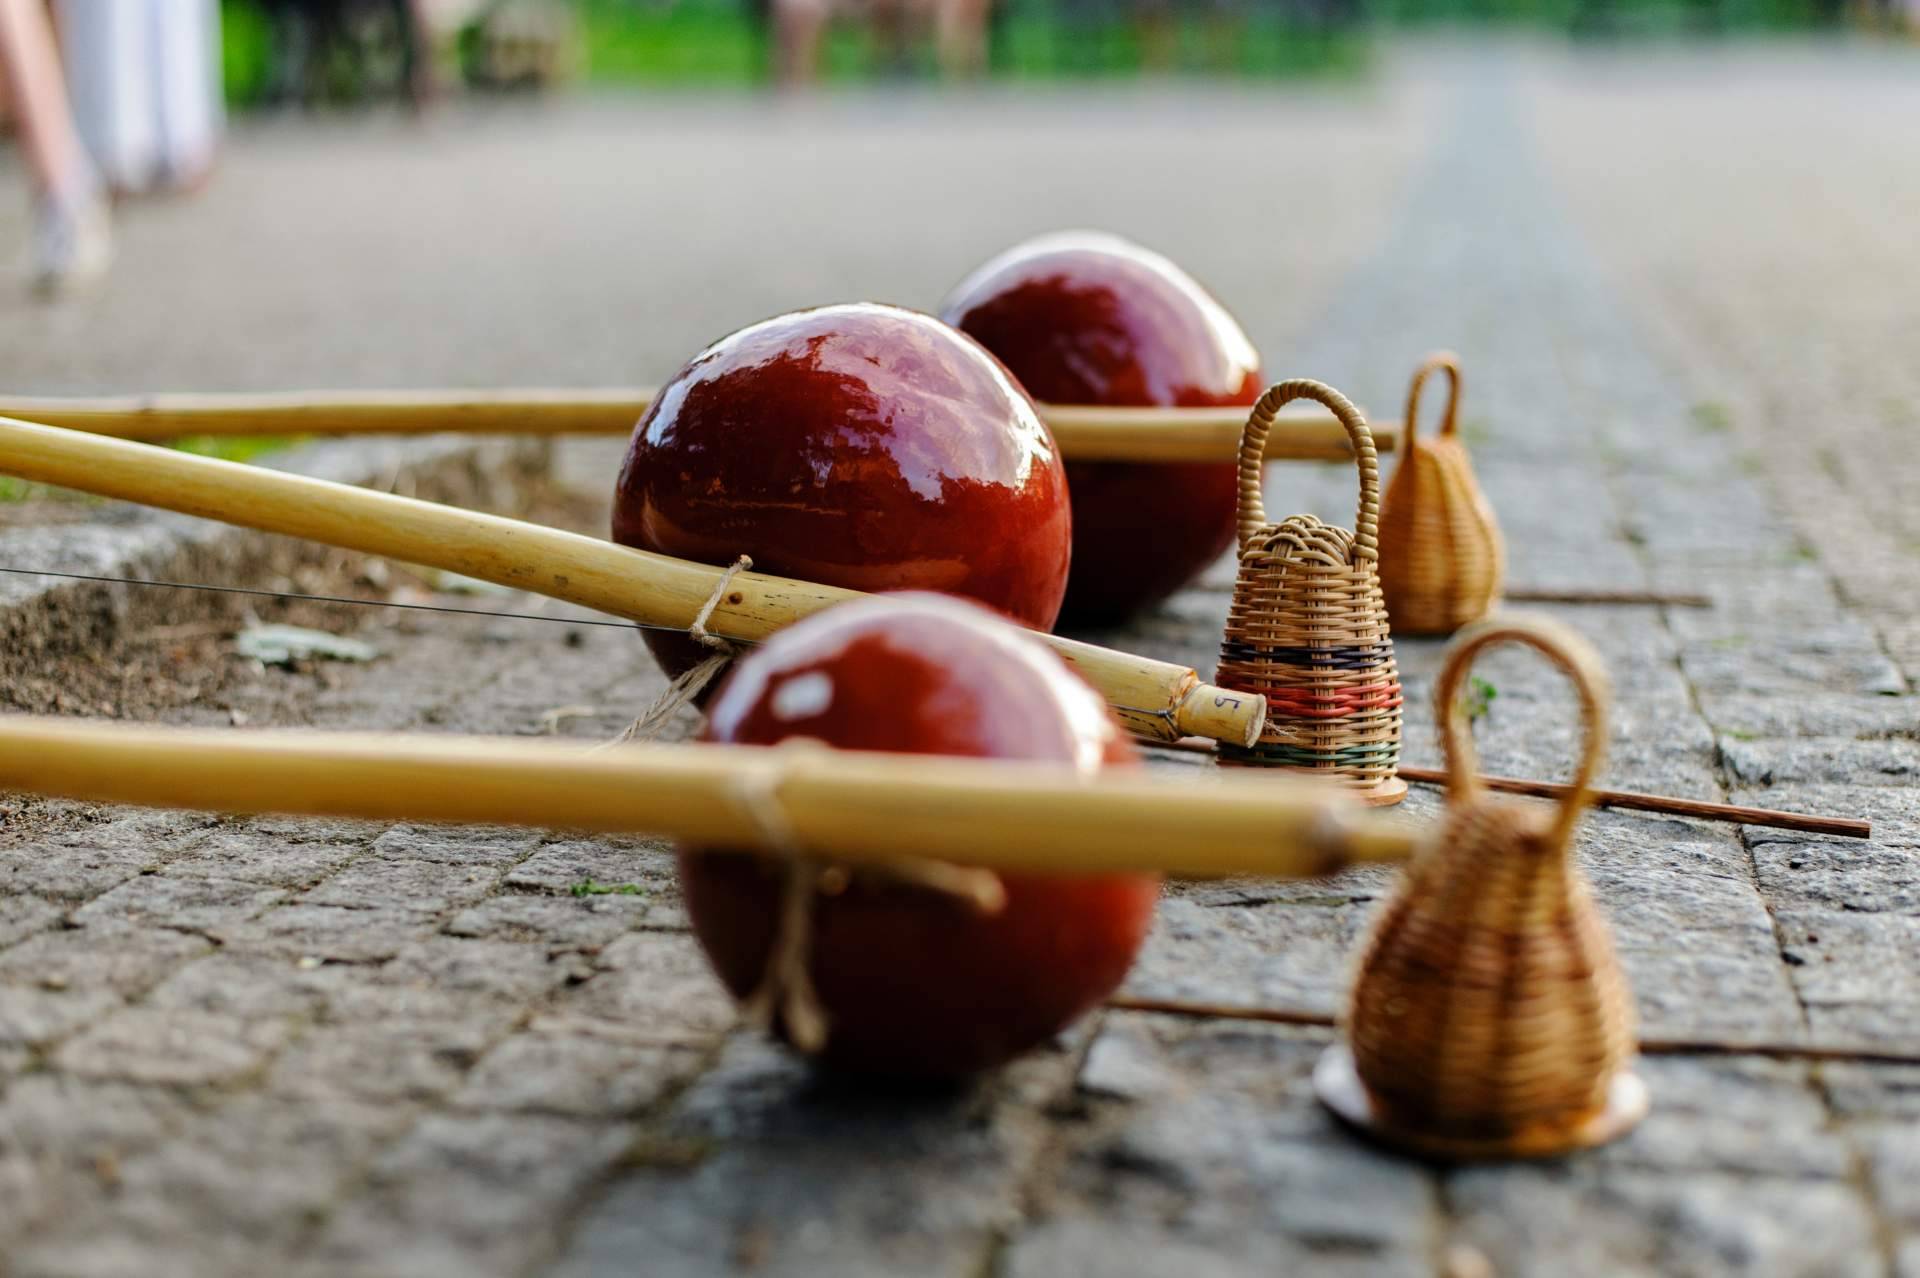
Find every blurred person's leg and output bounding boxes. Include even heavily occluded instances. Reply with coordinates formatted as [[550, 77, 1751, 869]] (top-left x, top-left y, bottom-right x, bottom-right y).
[[0, 0, 110, 292], [773, 0, 829, 85], [146, 0, 221, 190], [0, 0, 89, 194], [56, 0, 160, 193], [869, 0, 918, 75], [934, 0, 990, 77], [1136, 0, 1175, 72], [398, 0, 437, 106]]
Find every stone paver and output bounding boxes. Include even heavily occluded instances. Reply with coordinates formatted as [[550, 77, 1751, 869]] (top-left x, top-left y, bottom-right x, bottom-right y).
[[0, 42, 1914, 1277], [1529, 46, 1920, 684]]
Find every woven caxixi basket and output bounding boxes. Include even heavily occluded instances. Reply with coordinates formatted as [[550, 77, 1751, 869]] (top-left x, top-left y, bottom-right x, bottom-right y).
[[1315, 615, 1647, 1161], [1215, 379, 1404, 805], [1376, 352, 1504, 636]]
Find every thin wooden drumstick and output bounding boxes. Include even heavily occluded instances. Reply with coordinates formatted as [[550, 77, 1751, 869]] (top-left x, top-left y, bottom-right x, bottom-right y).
[[1395, 766, 1870, 839], [0, 415, 1262, 746], [1504, 588, 1713, 608], [1140, 740, 1870, 839], [1106, 995, 1920, 1066], [0, 717, 1417, 880], [0, 388, 1401, 463]]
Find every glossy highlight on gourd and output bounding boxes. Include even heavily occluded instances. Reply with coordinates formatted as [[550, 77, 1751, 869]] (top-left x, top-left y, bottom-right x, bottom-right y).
[[612, 303, 1074, 679]]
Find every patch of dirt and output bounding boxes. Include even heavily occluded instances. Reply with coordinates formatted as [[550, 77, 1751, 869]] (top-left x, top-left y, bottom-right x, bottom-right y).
[[0, 463, 603, 725], [3, 548, 414, 722]]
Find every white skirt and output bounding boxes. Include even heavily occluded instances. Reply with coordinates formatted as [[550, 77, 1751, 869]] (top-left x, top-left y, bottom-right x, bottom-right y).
[[56, 0, 223, 193]]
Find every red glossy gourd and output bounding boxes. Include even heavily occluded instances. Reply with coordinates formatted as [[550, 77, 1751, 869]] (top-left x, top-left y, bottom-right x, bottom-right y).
[[681, 592, 1160, 1077], [613, 304, 1072, 680], [941, 231, 1262, 626]]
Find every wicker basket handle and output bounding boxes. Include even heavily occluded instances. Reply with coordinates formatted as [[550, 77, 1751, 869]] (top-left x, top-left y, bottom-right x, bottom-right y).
[[1436, 614, 1611, 848], [1235, 379, 1380, 559], [1397, 353, 1462, 473]]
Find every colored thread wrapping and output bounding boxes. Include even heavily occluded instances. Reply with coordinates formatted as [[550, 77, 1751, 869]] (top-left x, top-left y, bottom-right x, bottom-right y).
[[1215, 380, 1402, 792]]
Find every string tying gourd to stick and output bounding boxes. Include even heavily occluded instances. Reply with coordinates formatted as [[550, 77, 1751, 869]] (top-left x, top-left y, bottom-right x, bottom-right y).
[[720, 735, 1009, 1060], [606, 553, 755, 746], [677, 592, 1162, 1077]]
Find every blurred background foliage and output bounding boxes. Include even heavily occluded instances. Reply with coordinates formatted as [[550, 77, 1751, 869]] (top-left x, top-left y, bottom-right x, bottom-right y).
[[216, 0, 1889, 106]]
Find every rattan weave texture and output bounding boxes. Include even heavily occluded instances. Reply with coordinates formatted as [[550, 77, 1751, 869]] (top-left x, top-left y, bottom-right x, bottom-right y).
[[1376, 353, 1505, 636], [1318, 615, 1646, 1160], [1215, 380, 1402, 799]]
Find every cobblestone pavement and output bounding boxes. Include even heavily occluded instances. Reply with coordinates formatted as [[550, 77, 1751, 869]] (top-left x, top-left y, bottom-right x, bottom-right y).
[[1526, 46, 1920, 681], [0, 43, 1917, 1278]]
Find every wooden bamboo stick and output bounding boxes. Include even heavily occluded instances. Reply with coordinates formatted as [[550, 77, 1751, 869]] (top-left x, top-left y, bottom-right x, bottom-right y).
[[1040, 404, 1400, 462], [0, 388, 645, 439], [0, 717, 1417, 879], [0, 388, 1401, 463], [1395, 766, 1871, 839], [0, 415, 1262, 746]]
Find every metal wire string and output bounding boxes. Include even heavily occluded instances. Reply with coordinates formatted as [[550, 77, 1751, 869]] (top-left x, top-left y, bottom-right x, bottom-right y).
[[0, 565, 681, 633]]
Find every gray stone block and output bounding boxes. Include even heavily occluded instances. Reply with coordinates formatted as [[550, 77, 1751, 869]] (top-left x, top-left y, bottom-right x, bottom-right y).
[[53, 1009, 293, 1086], [551, 1035, 1058, 1278], [1030, 1016, 1433, 1272], [454, 1031, 710, 1116], [0, 924, 211, 995], [0, 986, 123, 1048], [1121, 897, 1370, 1016], [367, 823, 545, 868], [502, 837, 680, 902], [1448, 1165, 1880, 1278], [1720, 737, 1920, 788], [315, 1113, 636, 1277], [268, 1020, 503, 1104], [159, 837, 365, 890], [70, 873, 287, 933], [441, 892, 651, 950], [1733, 783, 1920, 848], [209, 905, 433, 963], [299, 856, 501, 918], [555, 931, 739, 1039], [1752, 841, 1920, 914], [0, 893, 61, 947]]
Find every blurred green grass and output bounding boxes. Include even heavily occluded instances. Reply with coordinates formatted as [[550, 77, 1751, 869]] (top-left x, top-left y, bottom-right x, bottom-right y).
[[221, 0, 275, 104], [219, 0, 1371, 99], [575, 0, 1370, 82], [218, 0, 1844, 104], [172, 436, 301, 464], [577, 1, 767, 81]]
